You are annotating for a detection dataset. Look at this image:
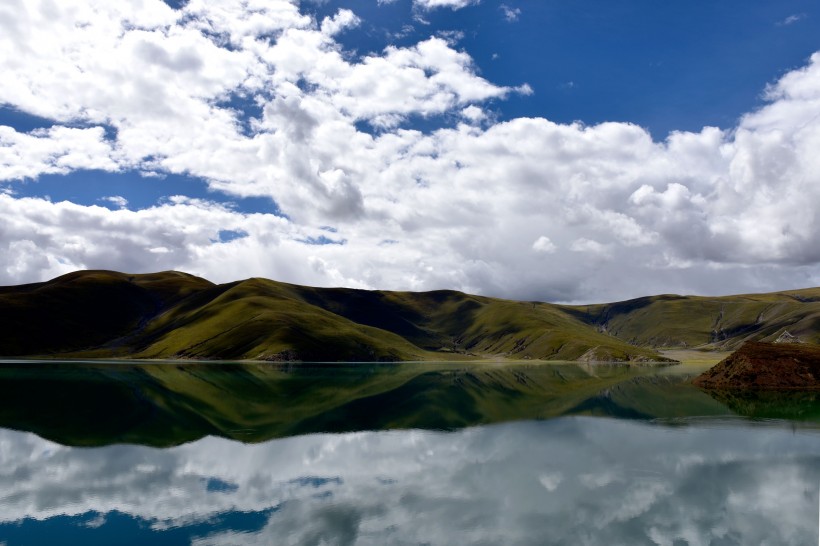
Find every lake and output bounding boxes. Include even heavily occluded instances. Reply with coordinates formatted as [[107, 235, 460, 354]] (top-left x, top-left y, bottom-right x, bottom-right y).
[[0, 360, 818, 545]]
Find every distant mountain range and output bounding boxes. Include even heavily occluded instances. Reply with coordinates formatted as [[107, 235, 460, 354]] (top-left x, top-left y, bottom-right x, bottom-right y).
[[1, 270, 819, 362]]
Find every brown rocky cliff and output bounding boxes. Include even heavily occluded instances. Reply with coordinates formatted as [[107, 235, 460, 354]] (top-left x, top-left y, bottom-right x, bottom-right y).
[[693, 342, 820, 390]]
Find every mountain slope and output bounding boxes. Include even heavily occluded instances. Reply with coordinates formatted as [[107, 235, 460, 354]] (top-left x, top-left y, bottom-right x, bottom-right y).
[[0, 271, 664, 362], [0, 270, 213, 356], [4, 270, 819, 361], [127, 278, 426, 362], [115, 276, 665, 361], [562, 288, 820, 350], [269, 283, 664, 361]]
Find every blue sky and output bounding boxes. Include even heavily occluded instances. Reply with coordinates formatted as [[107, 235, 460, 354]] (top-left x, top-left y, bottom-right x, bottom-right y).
[[1, 0, 820, 302], [306, 0, 820, 134]]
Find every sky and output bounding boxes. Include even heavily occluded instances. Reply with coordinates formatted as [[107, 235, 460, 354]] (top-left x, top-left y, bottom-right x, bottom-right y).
[[1, 0, 820, 303]]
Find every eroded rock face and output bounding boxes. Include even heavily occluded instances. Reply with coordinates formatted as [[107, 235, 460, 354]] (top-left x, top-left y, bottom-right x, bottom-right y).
[[693, 342, 820, 390]]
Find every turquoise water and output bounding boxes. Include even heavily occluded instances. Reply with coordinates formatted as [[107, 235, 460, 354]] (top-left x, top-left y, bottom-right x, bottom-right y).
[[0, 362, 818, 545]]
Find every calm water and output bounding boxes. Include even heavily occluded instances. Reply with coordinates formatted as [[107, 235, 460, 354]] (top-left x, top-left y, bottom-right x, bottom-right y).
[[0, 361, 819, 545]]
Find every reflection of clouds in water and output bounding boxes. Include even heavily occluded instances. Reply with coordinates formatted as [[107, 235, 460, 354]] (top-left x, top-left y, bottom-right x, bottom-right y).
[[579, 470, 620, 489], [0, 418, 818, 545], [538, 472, 563, 491]]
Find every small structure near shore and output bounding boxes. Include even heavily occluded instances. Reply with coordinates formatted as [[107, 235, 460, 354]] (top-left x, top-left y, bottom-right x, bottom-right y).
[[774, 330, 802, 344]]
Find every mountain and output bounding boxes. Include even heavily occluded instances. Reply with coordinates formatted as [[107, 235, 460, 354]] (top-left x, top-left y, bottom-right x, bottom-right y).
[[1, 270, 819, 362], [561, 289, 820, 350], [0, 270, 212, 356]]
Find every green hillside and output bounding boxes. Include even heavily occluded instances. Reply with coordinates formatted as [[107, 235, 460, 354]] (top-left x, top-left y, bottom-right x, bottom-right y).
[[562, 288, 820, 350], [2, 270, 819, 361], [0, 270, 213, 356], [275, 283, 664, 361], [126, 278, 427, 362], [0, 270, 663, 362]]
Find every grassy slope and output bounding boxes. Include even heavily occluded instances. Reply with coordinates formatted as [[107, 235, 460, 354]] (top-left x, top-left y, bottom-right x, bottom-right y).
[[0, 270, 213, 355], [279, 283, 664, 361], [127, 278, 427, 362], [0, 271, 664, 361], [4, 270, 819, 361], [562, 288, 820, 350], [125, 277, 662, 361]]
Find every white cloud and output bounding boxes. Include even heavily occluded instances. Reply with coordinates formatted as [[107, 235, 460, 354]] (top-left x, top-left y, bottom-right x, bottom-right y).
[[0, 126, 119, 180], [320, 8, 360, 37], [776, 13, 806, 26], [412, 0, 480, 11], [101, 195, 128, 209], [532, 236, 556, 254], [460, 105, 485, 123], [570, 238, 608, 256], [436, 29, 465, 44], [0, 1, 819, 302], [538, 472, 563, 491], [499, 4, 521, 22]]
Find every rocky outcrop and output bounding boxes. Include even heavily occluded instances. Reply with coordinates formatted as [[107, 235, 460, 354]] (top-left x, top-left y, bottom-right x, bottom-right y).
[[575, 346, 676, 364], [693, 342, 820, 390]]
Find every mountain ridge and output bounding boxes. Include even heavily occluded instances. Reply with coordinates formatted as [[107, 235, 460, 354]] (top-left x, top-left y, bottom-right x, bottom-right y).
[[1, 270, 819, 362]]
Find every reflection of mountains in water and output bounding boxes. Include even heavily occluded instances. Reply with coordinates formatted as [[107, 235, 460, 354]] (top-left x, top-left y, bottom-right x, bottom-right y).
[[701, 389, 820, 421], [566, 375, 728, 419], [1, 361, 811, 447]]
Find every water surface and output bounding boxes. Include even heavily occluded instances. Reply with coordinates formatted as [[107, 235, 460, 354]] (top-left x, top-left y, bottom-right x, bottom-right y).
[[0, 361, 818, 545]]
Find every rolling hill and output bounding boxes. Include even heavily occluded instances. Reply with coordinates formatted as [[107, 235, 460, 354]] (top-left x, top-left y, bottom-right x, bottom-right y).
[[562, 289, 820, 350], [1, 270, 819, 361]]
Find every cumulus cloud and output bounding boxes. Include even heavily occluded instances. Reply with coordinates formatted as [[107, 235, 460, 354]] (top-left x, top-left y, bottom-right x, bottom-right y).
[[100, 195, 129, 209], [499, 4, 521, 22], [1, 1, 820, 302], [460, 105, 486, 124], [0, 126, 119, 180], [532, 236, 556, 254], [319, 8, 360, 36], [0, 192, 368, 289], [413, 0, 480, 11]]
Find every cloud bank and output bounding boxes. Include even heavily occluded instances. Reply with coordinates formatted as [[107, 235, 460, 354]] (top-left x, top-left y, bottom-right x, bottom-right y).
[[1, 0, 820, 302]]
